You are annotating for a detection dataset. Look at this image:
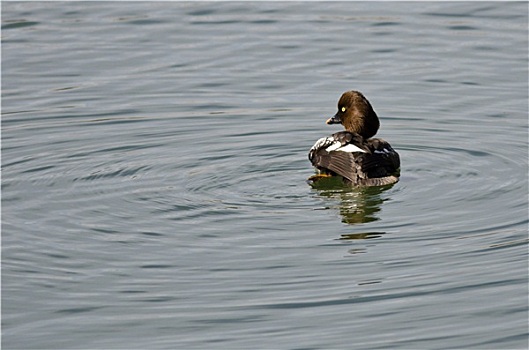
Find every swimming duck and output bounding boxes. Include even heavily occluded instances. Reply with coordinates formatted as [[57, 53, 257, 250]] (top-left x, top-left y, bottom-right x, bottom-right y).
[[308, 90, 400, 186]]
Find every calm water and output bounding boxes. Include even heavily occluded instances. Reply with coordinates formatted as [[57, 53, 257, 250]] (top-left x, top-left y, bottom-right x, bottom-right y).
[[2, 2, 528, 349]]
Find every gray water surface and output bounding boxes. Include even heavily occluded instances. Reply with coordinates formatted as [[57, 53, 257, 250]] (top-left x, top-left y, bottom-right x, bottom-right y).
[[2, 2, 528, 349]]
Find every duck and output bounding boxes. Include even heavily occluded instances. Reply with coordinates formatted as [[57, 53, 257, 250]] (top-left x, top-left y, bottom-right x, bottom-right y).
[[308, 90, 400, 186]]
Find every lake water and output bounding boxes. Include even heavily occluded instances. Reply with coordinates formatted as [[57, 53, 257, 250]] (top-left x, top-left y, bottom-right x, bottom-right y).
[[2, 2, 528, 349]]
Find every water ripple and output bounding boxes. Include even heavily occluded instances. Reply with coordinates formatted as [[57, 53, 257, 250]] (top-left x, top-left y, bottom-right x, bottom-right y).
[[2, 2, 527, 350]]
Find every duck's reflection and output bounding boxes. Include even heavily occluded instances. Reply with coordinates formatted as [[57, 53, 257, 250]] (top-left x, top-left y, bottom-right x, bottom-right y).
[[310, 176, 395, 239]]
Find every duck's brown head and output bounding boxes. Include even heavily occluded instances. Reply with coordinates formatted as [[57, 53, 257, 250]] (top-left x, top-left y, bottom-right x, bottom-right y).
[[326, 90, 380, 139]]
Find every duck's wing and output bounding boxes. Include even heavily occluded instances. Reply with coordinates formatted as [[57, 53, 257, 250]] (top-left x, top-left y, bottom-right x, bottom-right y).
[[361, 138, 401, 178], [308, 131, 368, 182]]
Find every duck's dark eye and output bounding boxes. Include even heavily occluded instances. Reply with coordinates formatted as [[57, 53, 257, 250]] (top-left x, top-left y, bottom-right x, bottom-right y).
[[341, 107, 346, 112]]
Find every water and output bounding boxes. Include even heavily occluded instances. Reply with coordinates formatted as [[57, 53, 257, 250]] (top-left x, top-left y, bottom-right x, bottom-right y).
[[2, 2, 528, 349]]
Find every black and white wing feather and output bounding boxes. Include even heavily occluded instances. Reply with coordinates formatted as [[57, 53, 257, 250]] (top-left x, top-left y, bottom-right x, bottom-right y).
[[360, 138, 400, 179], [308, 131, 400, 185], [308, 132, 368, 182]]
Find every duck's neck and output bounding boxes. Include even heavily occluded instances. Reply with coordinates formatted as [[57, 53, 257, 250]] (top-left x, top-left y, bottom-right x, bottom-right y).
[[344, 113, 379, 139]]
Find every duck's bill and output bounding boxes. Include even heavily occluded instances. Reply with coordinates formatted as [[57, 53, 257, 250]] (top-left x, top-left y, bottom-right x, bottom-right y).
[[326, 113, 341, 125]]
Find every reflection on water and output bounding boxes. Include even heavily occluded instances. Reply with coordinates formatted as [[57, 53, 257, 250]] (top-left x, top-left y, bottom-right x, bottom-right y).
[[310, 176, 395, 229], [339, 231, 386, 240], [3, 1, 527, 349]]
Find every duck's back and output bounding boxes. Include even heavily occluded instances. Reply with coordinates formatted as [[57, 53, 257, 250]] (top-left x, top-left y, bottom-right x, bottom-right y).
[[309, 131, 400, 186]]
